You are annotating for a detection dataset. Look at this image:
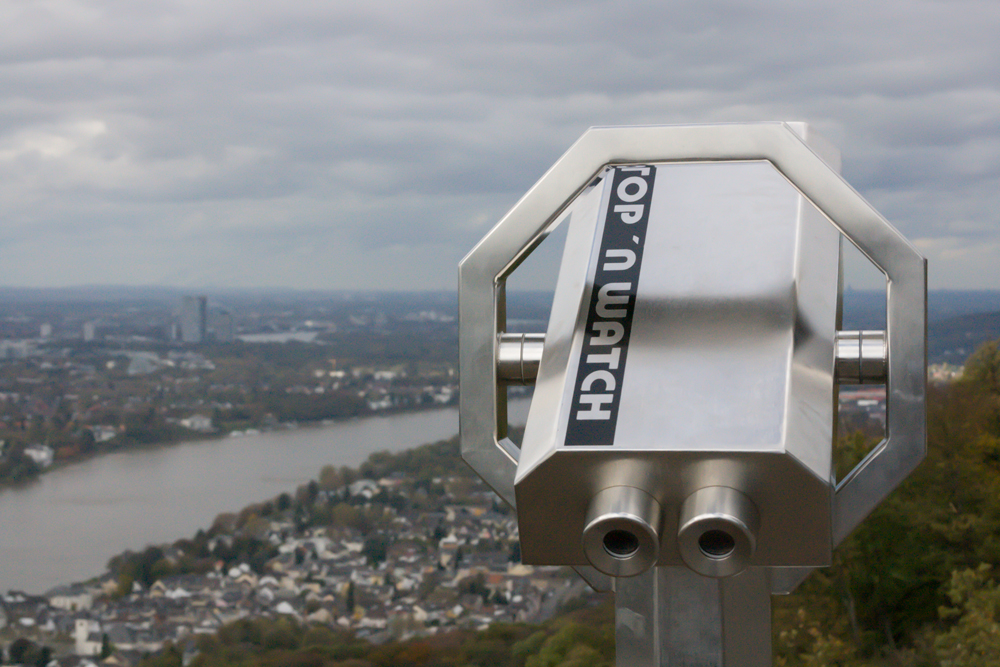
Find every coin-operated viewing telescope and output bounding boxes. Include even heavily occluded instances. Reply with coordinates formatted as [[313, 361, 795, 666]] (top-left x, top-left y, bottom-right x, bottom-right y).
[[459, 123, 926, 666]]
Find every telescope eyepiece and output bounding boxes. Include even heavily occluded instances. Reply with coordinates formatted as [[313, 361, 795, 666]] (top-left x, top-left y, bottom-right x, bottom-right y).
[[678, 486, 759, 578], [582, 486, 662, 577]]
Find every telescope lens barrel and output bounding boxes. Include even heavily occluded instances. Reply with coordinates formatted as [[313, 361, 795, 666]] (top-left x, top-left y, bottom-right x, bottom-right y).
[[582, 486, 662, 577], [678, 486, 760, 578]]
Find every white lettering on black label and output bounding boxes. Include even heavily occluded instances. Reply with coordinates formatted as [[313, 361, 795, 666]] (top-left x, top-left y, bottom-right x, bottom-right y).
[[565, 166, 654, 446]]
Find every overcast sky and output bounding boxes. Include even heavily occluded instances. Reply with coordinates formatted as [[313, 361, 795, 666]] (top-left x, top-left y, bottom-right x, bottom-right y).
[[1, 0, 997, 292]]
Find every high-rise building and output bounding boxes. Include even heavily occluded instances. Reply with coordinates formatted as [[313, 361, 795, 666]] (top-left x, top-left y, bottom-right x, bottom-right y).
[[180, 296, 207, 343]]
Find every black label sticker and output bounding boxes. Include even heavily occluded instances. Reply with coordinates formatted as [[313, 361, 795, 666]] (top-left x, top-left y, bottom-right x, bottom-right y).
[[565, 166, 654, 446]]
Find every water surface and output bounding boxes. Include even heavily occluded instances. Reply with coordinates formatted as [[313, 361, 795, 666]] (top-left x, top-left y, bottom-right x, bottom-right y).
[[1, 401, 528, 593]]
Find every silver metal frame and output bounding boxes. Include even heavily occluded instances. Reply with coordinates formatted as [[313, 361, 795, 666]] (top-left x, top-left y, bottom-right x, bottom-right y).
[[459, 122, 927, 545], [616, 567, 772, 666]]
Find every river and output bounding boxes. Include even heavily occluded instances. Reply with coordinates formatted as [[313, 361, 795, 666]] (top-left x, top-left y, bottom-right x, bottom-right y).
[[0, 401, 529, 594]]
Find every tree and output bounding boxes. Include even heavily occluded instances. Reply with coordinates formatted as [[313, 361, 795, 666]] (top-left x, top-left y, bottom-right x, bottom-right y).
[[76, 428, 97, 454], [964, 339, 1000, 395], [142, 642, 182, 667], [33, 646, 51, 667], [362, 534, 390, 567], [934, 564, 1000, 666], [261, 618, 299, 651], [459, 573, 491, 603], [100, 633, 114, 659], [136, 546, 167, 588], [0, 448, 41, 484], [115, 571, 136, 598], [276, 492, 292, 512], [8, 637, 37, 665], [525, 623, 613, 667], [3, 638, 52, 667], [318, 464, 341, 490]]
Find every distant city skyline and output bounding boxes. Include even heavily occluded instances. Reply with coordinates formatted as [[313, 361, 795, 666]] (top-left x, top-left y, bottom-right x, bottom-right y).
[[1, 2, 997, 292]]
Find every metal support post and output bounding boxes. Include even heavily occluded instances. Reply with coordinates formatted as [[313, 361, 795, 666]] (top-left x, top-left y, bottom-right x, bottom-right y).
[[616, 568, 771, 667]]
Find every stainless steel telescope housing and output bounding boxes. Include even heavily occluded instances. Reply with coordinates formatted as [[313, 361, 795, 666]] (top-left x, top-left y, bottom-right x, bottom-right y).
[[459, 123, 926, 585], [514, 155, 842, 577]]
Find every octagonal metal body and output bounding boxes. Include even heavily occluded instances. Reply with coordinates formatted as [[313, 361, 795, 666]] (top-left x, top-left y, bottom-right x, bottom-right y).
[[458, 122, 926, 576]]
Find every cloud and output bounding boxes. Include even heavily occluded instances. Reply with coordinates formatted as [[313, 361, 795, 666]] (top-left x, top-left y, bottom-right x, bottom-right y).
[[0, 0, 997, 289]]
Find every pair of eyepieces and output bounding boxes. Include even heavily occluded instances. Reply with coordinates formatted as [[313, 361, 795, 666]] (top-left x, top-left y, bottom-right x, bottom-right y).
[[582, 486, 759, 578]]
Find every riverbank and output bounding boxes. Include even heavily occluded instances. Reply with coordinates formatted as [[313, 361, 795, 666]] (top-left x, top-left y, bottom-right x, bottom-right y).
[[0, 400, 529, 593], [0, 400, 462, 493]]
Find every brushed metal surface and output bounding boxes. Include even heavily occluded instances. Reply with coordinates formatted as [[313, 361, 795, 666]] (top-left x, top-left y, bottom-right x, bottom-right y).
[[615, 567, 771, 666], [516, 159, 839, 570], [497, 333, 545, 384], [835, 330, 888, 384]]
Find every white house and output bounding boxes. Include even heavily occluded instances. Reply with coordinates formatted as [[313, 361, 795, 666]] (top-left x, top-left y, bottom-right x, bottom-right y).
[[47, 584, 93, 611], [348, 479, 381, 498], [180, 414, 213, 432], [24, 444, 54, 468], [74, 618, 102, 656], [88, 425, 118, 443]]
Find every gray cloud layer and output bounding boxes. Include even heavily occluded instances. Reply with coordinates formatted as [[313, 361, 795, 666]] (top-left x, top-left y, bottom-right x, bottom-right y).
[[1, 0, 998, 290]]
